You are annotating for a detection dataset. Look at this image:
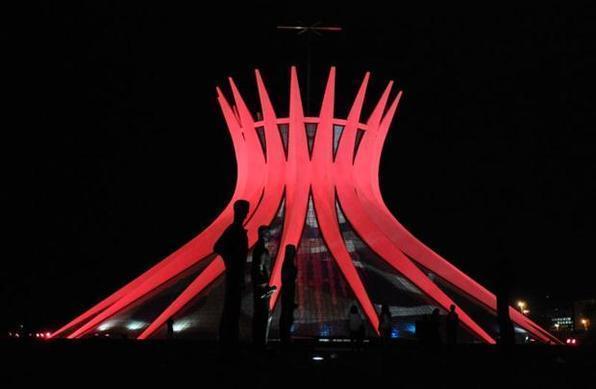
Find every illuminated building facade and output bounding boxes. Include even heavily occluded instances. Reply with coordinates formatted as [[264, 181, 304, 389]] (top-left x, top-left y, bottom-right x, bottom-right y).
[[50, 68, 559, 344]]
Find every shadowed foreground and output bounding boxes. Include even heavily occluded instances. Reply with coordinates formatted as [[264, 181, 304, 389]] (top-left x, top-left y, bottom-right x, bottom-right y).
[[5, 340, 595, 387]]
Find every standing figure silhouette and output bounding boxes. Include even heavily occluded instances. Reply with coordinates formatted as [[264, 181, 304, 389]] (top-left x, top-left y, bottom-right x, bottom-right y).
[[349, 304, 365, 350], [251, 225, 275, 348], [446, 304, 459, 346], [214, 199, 250, 346], [378, 304, 392, 342], [279, 245, 298, 346]]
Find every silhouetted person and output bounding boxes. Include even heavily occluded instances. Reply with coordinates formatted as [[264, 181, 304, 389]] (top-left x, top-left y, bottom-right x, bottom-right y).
[[167, 318, 174, 339], [378, 304, 392, 342], [251, 225, 276, 348], [349, 305, 365, 350], [446, 304, 459, 345], [279, 245, 297, 346], [214, 199, 250, 346], [429, 308, 442, 346]]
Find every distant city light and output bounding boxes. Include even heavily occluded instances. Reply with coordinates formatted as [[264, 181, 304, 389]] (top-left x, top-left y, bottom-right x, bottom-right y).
[[552, 316, 573, 331], [312, 356, 324, 361], [517, 301, 528, 315], [517, 301, 526, 309]]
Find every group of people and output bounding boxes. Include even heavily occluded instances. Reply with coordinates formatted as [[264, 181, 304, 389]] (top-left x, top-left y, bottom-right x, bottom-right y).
[[417, 305, 460, 346], [214, 200, 297, 348], [210, 199, 461, 348]]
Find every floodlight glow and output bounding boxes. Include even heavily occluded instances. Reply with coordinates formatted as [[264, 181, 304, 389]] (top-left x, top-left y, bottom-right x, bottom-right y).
[[97, 322, 114, 332], [172, 320, 192, 333], [125, 321, 147, 331]]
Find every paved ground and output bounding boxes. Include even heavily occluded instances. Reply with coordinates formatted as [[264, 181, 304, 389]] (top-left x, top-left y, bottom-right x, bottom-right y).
[[4, 340, 595, 388]]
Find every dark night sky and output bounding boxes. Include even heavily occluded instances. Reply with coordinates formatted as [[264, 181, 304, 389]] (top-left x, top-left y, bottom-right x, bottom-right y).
[[3, 3, 595, 332]]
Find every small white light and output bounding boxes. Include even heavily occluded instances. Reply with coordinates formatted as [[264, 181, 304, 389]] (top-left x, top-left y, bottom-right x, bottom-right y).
[[312, 356, 324, 361], [98, 322, 114, 332], [126, 321, 146, 331], [173, 320, 192, 333]]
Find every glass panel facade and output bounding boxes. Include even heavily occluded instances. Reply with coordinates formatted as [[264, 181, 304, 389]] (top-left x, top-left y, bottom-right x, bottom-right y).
[[305, 123, 317, 157], [255, 126, 266, 159], [270, 196, 360, 338], [277, 124, 289, 157], [332, 124, 344, 159], [353, 129, 365, 163], [336, 201, 440, 340]]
